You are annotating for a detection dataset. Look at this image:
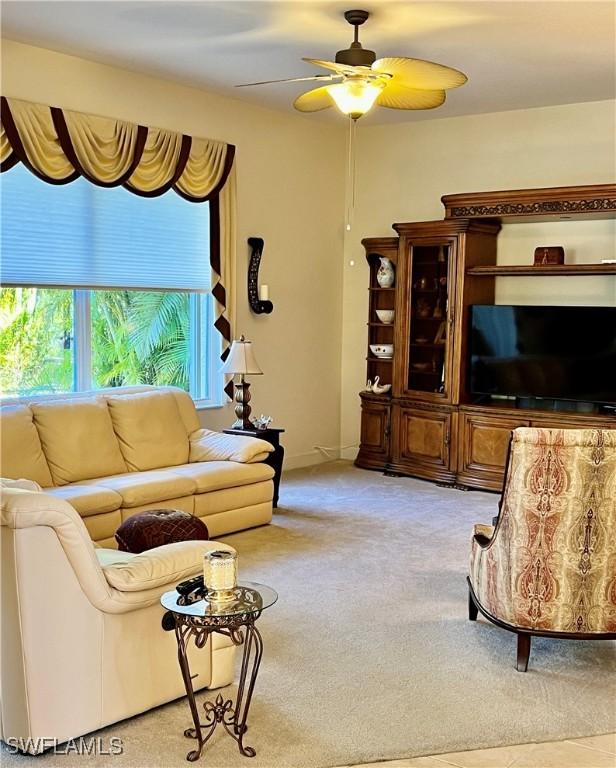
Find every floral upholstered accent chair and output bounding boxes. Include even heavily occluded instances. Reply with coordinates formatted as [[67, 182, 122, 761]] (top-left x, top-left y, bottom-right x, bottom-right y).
[[469, 427, 616, 671]]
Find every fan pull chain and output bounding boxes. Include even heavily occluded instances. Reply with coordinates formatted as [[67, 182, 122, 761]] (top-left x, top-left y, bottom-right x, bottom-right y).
[[346, 116, 357, 231]]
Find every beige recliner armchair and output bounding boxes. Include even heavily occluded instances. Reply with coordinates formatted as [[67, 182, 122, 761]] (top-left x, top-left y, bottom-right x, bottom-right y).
[[1, 483, 236, 753]]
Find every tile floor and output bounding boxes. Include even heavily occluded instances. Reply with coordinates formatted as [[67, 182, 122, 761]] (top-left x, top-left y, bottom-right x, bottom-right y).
[[338, 733, 616, 768]]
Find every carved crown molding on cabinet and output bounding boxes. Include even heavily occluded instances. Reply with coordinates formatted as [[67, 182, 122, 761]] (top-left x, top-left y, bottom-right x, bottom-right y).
[[361, 236, 399, 249], [393, 219, 501, 236], [441, 184, 616, 222]]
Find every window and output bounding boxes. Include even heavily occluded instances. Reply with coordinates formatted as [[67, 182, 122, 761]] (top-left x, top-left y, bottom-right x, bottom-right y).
[[0, 165, 220, 405]]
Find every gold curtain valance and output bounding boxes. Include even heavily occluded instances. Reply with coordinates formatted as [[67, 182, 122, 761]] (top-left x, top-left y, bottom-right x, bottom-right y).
[[0, 96, 236, 396], [0, 96, 234, 200]]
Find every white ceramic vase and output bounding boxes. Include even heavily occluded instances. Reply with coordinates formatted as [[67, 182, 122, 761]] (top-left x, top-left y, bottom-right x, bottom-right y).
[[377, 257, 395, 288]]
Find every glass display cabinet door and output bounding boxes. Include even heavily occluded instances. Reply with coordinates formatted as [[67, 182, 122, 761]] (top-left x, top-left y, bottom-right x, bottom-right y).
[[406, 241, 455, 400]]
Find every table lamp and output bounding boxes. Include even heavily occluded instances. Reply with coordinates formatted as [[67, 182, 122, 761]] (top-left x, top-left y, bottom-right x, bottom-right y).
[[220, 335, 263, 429]]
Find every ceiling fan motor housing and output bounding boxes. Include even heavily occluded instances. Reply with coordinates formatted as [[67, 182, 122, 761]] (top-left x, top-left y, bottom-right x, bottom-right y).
[[335, 44, 376, 67], [337, 9, 376, 67]]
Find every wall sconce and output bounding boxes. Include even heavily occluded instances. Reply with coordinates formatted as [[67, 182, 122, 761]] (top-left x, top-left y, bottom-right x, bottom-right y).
[[248, 237, 273, 314]]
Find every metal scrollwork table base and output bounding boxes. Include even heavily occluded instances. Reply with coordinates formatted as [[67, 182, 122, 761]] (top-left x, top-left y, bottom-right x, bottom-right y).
[[161, 582, 278, 762]]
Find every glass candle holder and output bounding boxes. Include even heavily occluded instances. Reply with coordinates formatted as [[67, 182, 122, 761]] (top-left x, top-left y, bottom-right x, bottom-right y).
[[203, 550, 238, 603]]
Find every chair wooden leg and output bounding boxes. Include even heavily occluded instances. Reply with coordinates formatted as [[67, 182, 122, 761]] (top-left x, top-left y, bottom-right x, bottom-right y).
[[516, 633, 531, 672], [468, 587, 478, 621]]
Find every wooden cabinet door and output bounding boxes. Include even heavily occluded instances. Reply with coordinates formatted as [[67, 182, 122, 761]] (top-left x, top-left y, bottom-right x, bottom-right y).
[[393, 404, 454, 479], [458, 413, 530, 490], [396, 236, 458, 405], [356, 399, 390, 470]]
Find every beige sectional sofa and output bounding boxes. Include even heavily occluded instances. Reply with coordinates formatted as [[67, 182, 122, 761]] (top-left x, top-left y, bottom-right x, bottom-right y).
[[1, 385, 275, 546], [0, 386, 276, 751]]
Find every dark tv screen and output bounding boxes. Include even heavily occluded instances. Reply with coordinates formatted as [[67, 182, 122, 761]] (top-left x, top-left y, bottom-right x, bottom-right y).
[[469, 305, 616, 405]]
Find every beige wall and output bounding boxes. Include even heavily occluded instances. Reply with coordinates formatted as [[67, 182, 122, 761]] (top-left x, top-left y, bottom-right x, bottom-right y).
[[2, 39, 614, 467], [341, 100, 616, 455], [1, 39, 346, 470]]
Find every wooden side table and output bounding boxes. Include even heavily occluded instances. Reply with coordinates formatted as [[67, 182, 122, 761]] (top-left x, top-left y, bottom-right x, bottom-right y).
[[223, 427, 284, 507]]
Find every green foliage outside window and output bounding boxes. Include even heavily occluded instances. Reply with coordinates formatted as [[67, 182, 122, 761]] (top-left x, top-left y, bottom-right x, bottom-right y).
[[91, 290, 190, 390], [0, 287, 190, 397], [0, 288, 73, 395]]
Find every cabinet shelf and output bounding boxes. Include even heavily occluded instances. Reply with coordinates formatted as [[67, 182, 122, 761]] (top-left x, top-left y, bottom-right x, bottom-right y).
[[466, 263, 616, 277], [359, 390, 392, 400], [367, 322, 395, 327], [366, 356, 393, 363], [368, 287, 396, 291]]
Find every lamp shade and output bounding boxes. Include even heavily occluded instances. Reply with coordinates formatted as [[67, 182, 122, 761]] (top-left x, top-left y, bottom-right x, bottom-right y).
[[220, 336, 263, 375]]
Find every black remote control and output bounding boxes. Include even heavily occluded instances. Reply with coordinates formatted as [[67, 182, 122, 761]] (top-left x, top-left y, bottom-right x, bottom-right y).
[[176, 574, 204, 597]]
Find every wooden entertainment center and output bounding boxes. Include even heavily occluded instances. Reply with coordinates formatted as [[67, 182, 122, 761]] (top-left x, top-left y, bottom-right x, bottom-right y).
[[356, 183, 616, 491]]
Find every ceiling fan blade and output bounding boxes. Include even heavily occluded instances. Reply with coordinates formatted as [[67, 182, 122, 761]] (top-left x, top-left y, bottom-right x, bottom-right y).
[[377, 82, 446, 110], [302, 57, 366, 76], [373, 57, 467, 91], [235, 74, 339, 88], [293, 86, 334, 113]]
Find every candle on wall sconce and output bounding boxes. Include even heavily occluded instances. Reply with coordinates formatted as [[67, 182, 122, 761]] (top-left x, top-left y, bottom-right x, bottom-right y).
[[259, 284, 269, 301]]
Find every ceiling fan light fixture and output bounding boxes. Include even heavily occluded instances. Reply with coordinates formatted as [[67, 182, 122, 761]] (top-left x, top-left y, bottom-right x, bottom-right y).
[[327, 78, 385, 119]]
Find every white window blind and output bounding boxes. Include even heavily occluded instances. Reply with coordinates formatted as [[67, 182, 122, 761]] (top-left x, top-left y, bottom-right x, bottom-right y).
[[0, 164, 210, 291]]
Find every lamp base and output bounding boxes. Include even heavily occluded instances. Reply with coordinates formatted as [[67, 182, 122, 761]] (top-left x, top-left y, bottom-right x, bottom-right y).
[[231, 381, 254, 430], [230, 418, 254, 430]]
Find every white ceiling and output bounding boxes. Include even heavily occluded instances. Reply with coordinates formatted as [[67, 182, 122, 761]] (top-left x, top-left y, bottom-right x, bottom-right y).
[[1, 1, 615, 125]]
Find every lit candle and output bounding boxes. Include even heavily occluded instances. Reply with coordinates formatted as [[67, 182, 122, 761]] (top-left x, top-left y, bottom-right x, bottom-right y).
[[203, 550, 237, 603], [259, 284, 269, 301]]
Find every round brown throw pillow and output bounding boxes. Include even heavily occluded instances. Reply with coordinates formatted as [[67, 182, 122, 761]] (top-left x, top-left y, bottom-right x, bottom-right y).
[[115, 508, 209, 553]]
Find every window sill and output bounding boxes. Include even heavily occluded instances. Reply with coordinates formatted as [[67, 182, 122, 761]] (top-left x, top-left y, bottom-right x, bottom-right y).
[[2, 389, 226, 410], [194, 399, 225, 411]]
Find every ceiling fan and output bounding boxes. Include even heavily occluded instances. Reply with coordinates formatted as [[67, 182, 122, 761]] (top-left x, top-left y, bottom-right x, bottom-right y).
[[236, 9, 467, 120]]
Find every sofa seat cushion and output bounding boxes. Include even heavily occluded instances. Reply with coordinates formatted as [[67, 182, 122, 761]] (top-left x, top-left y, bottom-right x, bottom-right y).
[[30, 396, 127, 485], [82, 470, 196, 508], [170, 461, 274, 494], [46, 484, 123, 517], [106, 390, 189, 471], [0, 404, 54, 487]]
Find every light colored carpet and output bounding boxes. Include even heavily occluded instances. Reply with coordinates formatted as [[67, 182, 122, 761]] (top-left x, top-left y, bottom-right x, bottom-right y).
[[3, 461, 615, 768]]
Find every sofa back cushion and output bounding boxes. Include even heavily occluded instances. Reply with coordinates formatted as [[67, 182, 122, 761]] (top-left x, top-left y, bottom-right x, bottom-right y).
[[168, 388, 200, 435], [105, 390, 189, 471], [31, 397, 127, 485], [0, 405, 54, 487]]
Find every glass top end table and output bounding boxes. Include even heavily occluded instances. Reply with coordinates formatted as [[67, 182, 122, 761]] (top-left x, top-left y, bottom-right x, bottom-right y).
[[161, 581, 277, 762]]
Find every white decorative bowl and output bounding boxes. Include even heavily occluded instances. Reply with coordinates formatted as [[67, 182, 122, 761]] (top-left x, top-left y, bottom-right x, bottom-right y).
[[376, 309, 395, 324], [370, 344, 394, 359]]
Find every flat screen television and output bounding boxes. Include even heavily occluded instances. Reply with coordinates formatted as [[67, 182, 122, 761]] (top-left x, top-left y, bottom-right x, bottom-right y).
[[469, 305, 616, 406]]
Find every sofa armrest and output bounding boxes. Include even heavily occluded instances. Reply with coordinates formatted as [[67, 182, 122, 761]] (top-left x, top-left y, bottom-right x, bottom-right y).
[[189, 428, 273, 464], [1, 478, 43, 492], [101, 540, 236, 593]]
